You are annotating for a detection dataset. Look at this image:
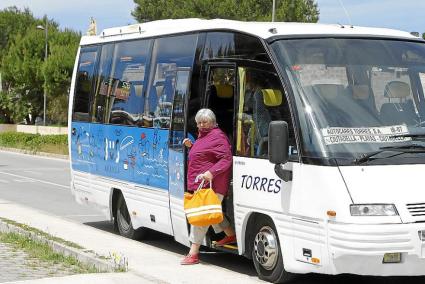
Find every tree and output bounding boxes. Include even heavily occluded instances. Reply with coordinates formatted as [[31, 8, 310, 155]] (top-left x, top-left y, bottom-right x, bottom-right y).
[[43, 29, 80, 125], [132, 0, 319, 23], [0, 7, 38, 62], [1, 31, 45, 123], [423, 32, 425, 40], [0, 7, 80, 125]]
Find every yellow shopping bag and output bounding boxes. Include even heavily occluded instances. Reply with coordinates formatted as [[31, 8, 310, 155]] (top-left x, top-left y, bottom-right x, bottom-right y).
[[184, 181, 223, 226]]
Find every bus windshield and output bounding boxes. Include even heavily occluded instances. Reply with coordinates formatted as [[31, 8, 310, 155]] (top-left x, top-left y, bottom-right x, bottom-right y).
[[272, 38, 425, 164]]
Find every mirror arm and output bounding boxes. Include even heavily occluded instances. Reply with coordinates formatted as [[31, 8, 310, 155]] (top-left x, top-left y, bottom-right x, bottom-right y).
[[274, 164, 292, 182]]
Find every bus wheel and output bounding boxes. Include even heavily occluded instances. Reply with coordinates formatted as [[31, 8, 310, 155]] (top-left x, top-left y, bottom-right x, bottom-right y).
[[252, 217, 294, 283], [116, 194, 146, 240]]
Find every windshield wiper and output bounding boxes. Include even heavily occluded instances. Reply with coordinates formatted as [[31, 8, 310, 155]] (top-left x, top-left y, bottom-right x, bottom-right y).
[[380, 144, 425, 151], [353, 144, 425, 164]]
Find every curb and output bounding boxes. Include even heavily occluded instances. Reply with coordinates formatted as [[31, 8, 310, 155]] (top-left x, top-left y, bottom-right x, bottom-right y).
[[0, 219, 119, 273], [0, 147, 68, 160]]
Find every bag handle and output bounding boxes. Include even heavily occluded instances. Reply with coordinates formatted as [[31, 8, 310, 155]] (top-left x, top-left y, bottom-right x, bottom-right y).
[[194, 177, 213, 192], [196, 179, 205, 192]]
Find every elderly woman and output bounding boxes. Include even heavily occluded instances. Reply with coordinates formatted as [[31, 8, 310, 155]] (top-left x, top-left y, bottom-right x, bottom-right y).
[[181, 108, 236, 265]]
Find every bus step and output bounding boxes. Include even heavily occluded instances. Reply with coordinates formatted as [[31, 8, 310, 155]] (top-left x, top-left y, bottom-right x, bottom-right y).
[[211, 241, 238, 252]]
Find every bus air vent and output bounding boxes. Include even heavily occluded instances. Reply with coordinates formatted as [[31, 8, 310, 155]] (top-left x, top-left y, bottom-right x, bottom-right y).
[[406, 203, 425, 217]]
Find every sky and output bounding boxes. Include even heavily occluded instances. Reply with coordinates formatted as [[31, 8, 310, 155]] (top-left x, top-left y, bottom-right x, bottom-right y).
[[0, 0, 424, 34]]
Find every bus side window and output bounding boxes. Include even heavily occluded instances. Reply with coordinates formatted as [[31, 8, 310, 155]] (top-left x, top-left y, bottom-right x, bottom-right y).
[[145, 34, 198, 129], [237, 67, 296, 158], [73, 47, 98, 122], [92, 44, 114, 123], [107, 40, 151, 126]]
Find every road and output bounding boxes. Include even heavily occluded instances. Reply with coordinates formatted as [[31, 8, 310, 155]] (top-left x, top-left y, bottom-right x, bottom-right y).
[[0, 150, 423, 284]]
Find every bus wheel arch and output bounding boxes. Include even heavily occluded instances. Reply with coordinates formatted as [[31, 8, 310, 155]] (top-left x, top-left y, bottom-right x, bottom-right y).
[[246, 213, 295, 283], [112, 189, 147, 240]]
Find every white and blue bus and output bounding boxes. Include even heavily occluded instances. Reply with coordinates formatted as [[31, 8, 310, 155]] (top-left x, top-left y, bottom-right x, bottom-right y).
[[69, 19, 425, 282]]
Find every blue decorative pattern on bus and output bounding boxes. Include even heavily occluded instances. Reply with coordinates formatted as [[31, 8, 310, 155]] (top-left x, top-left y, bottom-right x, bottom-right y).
[[71, 122, 169, 190], [168, 148, 185, 197]]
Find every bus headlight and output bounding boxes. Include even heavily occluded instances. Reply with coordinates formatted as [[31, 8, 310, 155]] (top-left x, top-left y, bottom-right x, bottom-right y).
[[350, 204, 398, 216]]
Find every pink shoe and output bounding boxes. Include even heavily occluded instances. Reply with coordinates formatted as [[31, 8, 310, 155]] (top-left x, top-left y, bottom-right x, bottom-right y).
[[215, 235, 237, 246], [180, 254, 199, 265]]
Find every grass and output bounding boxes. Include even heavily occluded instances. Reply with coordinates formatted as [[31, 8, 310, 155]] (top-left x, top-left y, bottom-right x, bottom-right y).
[[38, 144, 68, 155], [0, 217, 127, 272], [0, 232, 98, 274], [0, 132, 68, 155], [0, 217, 83, 249]]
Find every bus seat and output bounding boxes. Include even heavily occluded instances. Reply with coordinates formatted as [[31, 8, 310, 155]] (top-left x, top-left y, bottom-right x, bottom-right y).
[[341, 84, 380, 126], [352, 85, 370, 100], [253, 90, 271, 156], [147, 80, 165, 115], [384, 81, 410, 100], [380, 81, 417, 125], [133, 84, 143, 97], [311, 83, 346, 126], [261, 89, 282, 107], [215, 84, 234, 98], [312, 83, 344, 101], [350, 84, 377, 113], [252, 89, 286, 157], [155, 80, 165, 100]]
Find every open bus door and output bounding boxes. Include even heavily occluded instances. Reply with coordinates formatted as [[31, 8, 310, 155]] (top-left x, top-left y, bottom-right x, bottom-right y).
[[168, 69, 191, 246]]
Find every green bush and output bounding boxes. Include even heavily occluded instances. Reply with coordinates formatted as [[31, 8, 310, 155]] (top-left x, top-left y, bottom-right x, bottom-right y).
[[0, 132, 68, 155]]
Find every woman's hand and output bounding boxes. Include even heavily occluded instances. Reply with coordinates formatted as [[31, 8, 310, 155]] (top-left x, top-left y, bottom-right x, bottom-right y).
[[182, 138, 193, 148], [195, 170, 213, 182]]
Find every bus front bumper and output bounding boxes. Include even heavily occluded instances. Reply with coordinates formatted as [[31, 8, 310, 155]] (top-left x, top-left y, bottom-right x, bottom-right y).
[[328, 222, 425, 276]]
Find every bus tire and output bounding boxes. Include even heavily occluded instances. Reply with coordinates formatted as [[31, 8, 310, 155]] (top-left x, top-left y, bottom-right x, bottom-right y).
[[116, 194, 147, 240], [251, 217, 294, 283]]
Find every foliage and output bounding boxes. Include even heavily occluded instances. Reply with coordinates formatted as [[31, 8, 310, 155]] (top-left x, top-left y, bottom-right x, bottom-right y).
[[0, 232, 98, 273], [0, 132, 68, 154], [0, 217, 83, 249], [0, 7, 80, 125], [132, 0, 319, 23], [0, 7, 39, 61], [423, 32, 425, 40], [43, 29, 80, 125], [47, 93, 69, 125], [1, 31, 45, 123]]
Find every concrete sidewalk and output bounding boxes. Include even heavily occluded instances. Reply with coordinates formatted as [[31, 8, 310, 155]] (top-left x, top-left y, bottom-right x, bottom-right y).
[[4, 273, 153, 284], [0, 199, 262, 284]]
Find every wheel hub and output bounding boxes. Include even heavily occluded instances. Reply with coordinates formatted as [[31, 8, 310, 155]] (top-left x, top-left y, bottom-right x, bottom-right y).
[[253, 226, 279, 270]]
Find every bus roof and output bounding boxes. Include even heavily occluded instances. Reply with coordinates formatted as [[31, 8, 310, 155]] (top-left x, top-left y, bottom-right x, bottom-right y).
[[80, 18, 418, 45]]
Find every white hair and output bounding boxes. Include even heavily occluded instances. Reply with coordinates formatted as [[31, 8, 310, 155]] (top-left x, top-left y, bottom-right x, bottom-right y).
[[195, 108, 217, 125]]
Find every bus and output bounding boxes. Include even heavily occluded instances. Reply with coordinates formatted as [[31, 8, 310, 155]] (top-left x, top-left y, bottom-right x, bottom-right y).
[[68, 19, 425, 282]]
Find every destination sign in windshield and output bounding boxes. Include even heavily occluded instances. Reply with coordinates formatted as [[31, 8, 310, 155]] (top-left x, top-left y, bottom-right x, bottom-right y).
[[321, 125, 412, 145]]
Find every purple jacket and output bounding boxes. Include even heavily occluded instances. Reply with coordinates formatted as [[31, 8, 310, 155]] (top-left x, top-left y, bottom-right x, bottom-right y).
[[187, 127, 232, 196]]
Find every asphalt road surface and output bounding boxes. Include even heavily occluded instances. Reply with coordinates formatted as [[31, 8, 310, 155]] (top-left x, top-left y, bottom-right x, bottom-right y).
[[0, 150, 423, 284]]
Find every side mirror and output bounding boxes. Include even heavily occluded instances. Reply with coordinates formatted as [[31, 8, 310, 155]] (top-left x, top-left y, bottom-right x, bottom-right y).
[[268, 121, 289, 165]]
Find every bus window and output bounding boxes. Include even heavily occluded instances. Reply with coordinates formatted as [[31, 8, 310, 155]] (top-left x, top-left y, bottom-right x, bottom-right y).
[[169, 69, 191, 151], [107, 40, 152, 126], [202, 32, 270, 62], [236, 67, 296, 158], [93, 44, 114, 123], [145, 34, 197, 128], [73, 46, 99, 122]]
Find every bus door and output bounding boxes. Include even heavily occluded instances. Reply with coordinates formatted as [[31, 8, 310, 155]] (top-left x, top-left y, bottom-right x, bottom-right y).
[[203, 64, 236, 139], [233, 65, 314, 262], [202, 63, 237, 238], [168, 68, 191, 246]]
